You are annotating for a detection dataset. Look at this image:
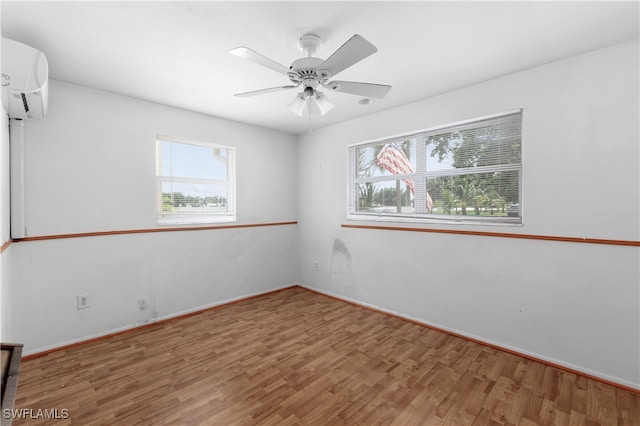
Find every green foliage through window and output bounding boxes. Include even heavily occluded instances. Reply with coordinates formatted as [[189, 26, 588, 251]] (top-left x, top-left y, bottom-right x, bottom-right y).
[[349, 111, 522, 224]]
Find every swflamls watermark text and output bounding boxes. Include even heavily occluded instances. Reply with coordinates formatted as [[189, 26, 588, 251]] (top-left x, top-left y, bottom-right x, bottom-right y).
[[2, 408, 70, 420]]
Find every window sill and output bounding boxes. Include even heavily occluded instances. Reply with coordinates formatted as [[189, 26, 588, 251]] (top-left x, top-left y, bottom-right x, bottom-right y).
[[157, 215, 236, 226], [347, 212, 522, 227]]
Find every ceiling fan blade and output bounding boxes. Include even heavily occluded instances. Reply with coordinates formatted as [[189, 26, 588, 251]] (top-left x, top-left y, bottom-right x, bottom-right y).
[[229, 47, 290, 75], [317, 35, 377, 78], [324, 81, 391, 98], [234, 85, 297, 98]]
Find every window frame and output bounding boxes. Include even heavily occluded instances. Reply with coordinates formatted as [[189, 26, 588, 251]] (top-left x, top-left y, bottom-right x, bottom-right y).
[[347, 110, 523, 226], [156, 134, 236, 226]]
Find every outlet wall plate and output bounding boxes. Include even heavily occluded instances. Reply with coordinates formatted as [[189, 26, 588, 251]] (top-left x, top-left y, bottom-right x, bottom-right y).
[[77, 294, 90, 310]]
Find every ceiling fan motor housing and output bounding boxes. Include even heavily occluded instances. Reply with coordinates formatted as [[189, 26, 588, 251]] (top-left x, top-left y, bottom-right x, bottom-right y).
[[287, 57, 330, 87]]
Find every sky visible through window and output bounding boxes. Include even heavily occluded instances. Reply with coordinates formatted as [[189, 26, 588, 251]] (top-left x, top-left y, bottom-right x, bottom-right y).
[[158, 140, 229, 200], [358, 137, 456, 177], [158, 141, 228, 180], [353, 114, 521, 221]]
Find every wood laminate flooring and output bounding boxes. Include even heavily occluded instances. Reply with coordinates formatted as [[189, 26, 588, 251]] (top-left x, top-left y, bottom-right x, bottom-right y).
[[12, 287, 640, 425]]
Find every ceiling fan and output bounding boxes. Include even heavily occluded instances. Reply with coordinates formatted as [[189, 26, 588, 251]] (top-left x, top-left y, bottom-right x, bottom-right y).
[[229, 33, 391, 116]]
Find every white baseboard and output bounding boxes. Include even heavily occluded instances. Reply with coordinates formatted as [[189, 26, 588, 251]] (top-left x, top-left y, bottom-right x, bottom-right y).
[[22, 283, 298, 357], [297, 284, 640, 392]]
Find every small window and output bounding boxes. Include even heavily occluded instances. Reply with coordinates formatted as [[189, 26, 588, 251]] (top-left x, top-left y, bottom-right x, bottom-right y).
[[156, 135, 236, 225], [348, 111, 522, 225]]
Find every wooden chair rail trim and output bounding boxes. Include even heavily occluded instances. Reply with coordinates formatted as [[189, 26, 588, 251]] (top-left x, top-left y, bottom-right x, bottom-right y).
[[342, 223, 640, 246], [0, 239, 11, 254], [21, 284, 640, 395], [10, 221, 297, 243]]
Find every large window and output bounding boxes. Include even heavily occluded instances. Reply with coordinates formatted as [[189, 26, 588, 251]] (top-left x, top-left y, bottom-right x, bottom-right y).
[[348, 111, 522, 225], [156, 135, 236, 225]]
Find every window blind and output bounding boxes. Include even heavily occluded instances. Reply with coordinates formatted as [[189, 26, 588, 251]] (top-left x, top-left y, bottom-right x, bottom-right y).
[[348, 111, 522, 224], [156, 135, 236, 225]]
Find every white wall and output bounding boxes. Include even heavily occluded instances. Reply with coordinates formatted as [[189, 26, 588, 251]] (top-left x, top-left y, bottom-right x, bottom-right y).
[[4, 38, 638, 390], [9, 80, 299, 353], [297, 39, 640, 389], [21, 81, 298, 236], [0, 109, 8, 244], [1, 106, 12, 342]]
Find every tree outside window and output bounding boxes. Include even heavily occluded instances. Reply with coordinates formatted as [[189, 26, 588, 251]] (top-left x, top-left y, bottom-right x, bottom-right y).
[[349, 111, 522, 224]]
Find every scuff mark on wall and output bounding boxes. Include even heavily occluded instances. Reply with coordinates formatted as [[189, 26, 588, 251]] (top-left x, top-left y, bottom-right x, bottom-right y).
[[150, 290, 158, 320], [331, 238, 354, 289]]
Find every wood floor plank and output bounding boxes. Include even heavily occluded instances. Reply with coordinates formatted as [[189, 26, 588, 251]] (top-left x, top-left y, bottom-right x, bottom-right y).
[[11, 287, 640, 425]]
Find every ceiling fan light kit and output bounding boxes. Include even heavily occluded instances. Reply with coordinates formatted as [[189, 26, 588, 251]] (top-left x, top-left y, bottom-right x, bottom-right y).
[[286, 93, 307, 116], [285, 87, 335, 117], [230, 33, 391, 117], [314, 92, 335, 115]]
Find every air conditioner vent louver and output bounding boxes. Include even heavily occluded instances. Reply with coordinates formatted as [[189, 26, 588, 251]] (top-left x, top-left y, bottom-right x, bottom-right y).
[[21, 93, 29, 113]]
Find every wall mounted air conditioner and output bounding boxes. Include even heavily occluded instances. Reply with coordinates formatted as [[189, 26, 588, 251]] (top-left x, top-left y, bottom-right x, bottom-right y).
[[1, 37, 49, 119]]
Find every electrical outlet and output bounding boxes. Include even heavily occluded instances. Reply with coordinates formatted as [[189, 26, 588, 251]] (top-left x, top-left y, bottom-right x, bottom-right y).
[[138, 299, 148, 311], [77, 294, 90, 310], [313, 261, 319, 271]]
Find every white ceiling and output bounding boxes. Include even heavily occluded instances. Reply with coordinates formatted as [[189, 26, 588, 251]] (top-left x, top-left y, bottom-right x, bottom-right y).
[[2, 1, 638, 135]]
